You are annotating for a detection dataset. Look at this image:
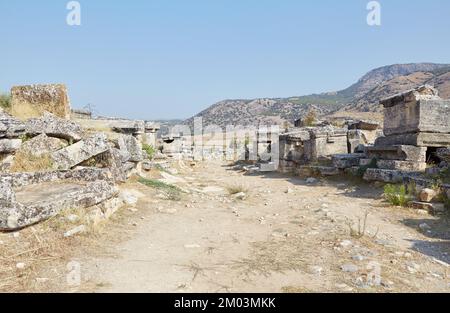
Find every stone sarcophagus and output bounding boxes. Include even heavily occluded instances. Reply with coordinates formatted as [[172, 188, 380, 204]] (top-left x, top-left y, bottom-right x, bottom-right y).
[[279, 126, 348, 173], [377, 85, 450, 147]]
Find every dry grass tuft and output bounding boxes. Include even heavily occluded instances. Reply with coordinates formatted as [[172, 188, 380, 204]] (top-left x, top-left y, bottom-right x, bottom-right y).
[[10, 151, 54, 173], [226, 184, 248, 195]]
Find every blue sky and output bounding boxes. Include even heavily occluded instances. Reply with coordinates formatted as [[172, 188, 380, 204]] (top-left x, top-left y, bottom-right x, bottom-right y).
[[1, 0, 449, 120]]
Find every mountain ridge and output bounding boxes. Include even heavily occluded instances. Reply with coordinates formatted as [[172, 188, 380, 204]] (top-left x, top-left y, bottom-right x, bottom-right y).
[[185, 63, 450, 127]]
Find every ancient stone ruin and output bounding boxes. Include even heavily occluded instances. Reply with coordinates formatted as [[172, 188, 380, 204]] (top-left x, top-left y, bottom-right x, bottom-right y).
[[11, 84, 71, 120], [0, 84, 163, 231], [363, 85, 450, 183]]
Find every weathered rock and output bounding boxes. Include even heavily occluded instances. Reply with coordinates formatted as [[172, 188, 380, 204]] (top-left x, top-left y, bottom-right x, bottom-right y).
[[25, 112, 83, 142], [0, 178, 15, 203], [419, 188, 438, 203], [0, 155, 15, 172], [97, 148, 129, 182], [366, 145, 426, 162], [64, 225, 86, 238], [111, 120, 145, 136], [349, 120, 380, 131], [0, 112, 26, 139], [0, 139, 22, 153], [332, 154, 365, 169], [436, 148, 450, 163], [0, 180, 118, 230], [375, 133, 450, 148], [118, 135, 143, 162], [363, 168, 404, 183], [1, 168, 112, 189], [10, 84, 71, 120], [51, 133, 109, 170], [381, 86, 449, 136], [19, 134, 66, 157], [360, 159, 426, 172], [410, 202, 446, 214]]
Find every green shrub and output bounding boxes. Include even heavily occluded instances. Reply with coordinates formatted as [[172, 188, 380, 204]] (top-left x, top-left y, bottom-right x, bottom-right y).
[[383, 184, 412, 207], [142, 144, 156, 160], [0, 93, 11, 110]]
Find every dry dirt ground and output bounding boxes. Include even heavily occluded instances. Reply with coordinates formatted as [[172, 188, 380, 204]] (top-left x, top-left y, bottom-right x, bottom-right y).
[[1, 161, 449, 293]]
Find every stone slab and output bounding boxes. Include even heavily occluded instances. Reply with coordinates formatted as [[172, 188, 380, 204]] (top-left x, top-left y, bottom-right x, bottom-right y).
[[366, 145, 427, 162], [363, 168, 404, 183], [374, 132, 450, 148], [0, 180, 117, 230], [332, 153, 365, 169], [51, 133, 110, 170], [360, 159, 426, 172]]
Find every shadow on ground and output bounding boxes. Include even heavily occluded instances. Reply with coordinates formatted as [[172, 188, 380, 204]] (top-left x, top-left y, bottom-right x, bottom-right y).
[[402, 214, 450, 264]]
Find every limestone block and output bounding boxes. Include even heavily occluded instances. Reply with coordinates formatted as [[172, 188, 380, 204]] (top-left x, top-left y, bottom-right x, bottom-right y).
[[332, 154, 365, 169], [0, 139, 22, 153], [25, 112, 83, 142], [363, 168, 404, 183], [11, 84, 71, 120], [366, 145, 426, 162], [51, 133, 110, 170], [19, 134, 66, 157], [375, 133, 450, 148]]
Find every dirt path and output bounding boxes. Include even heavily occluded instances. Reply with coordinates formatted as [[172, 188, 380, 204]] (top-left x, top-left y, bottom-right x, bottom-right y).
[[62, 161, 449, 293]]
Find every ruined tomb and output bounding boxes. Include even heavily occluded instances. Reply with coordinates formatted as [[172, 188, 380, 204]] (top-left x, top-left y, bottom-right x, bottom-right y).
[[279, 126, 348, 173], [363, 85, 450, 182]]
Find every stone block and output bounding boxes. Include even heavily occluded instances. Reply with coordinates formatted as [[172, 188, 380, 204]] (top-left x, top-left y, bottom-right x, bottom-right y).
[[118, 135, 143, 162], [410, 201, 446, 215], [0, 139, 22, 153], [348, 120, 380, 131], [419, 188, 437, 203], [375, 132, 450, 148], [25, 112, 83, 142], [19, 134, 66, 157], [436, 148, 450, 163], [51, 133, 110, 170], [363, 168, 404, 183], [11, 84, 71, 120], [366, 145, 426, 162], [0, 180, 117, 230], [360, 158, 426, 172], [332, 154, 365, 169], [383, 99, 450, 136], [0, 112, 26, 139]]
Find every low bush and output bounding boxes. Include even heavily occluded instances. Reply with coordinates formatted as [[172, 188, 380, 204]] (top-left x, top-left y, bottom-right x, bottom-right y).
[[383, 184, 412, 207]]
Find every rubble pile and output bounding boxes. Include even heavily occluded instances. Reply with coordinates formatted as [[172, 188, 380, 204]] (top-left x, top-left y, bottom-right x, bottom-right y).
[[0, 84, 163, 230]]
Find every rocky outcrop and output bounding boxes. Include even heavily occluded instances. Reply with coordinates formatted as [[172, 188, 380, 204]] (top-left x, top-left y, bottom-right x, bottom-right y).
[[25, 112, 83, 142], [51, 133, 110, 170]]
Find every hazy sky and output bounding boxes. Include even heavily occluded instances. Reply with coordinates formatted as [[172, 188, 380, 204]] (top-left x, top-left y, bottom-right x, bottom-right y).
[[1, 0, 449, 120]]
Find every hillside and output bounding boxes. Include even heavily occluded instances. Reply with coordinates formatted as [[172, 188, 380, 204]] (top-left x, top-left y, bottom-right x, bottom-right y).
[[185, 63, 450, 127]]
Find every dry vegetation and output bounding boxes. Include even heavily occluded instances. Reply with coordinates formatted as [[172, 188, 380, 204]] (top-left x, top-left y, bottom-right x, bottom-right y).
[[10, 151, 54, 173]]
